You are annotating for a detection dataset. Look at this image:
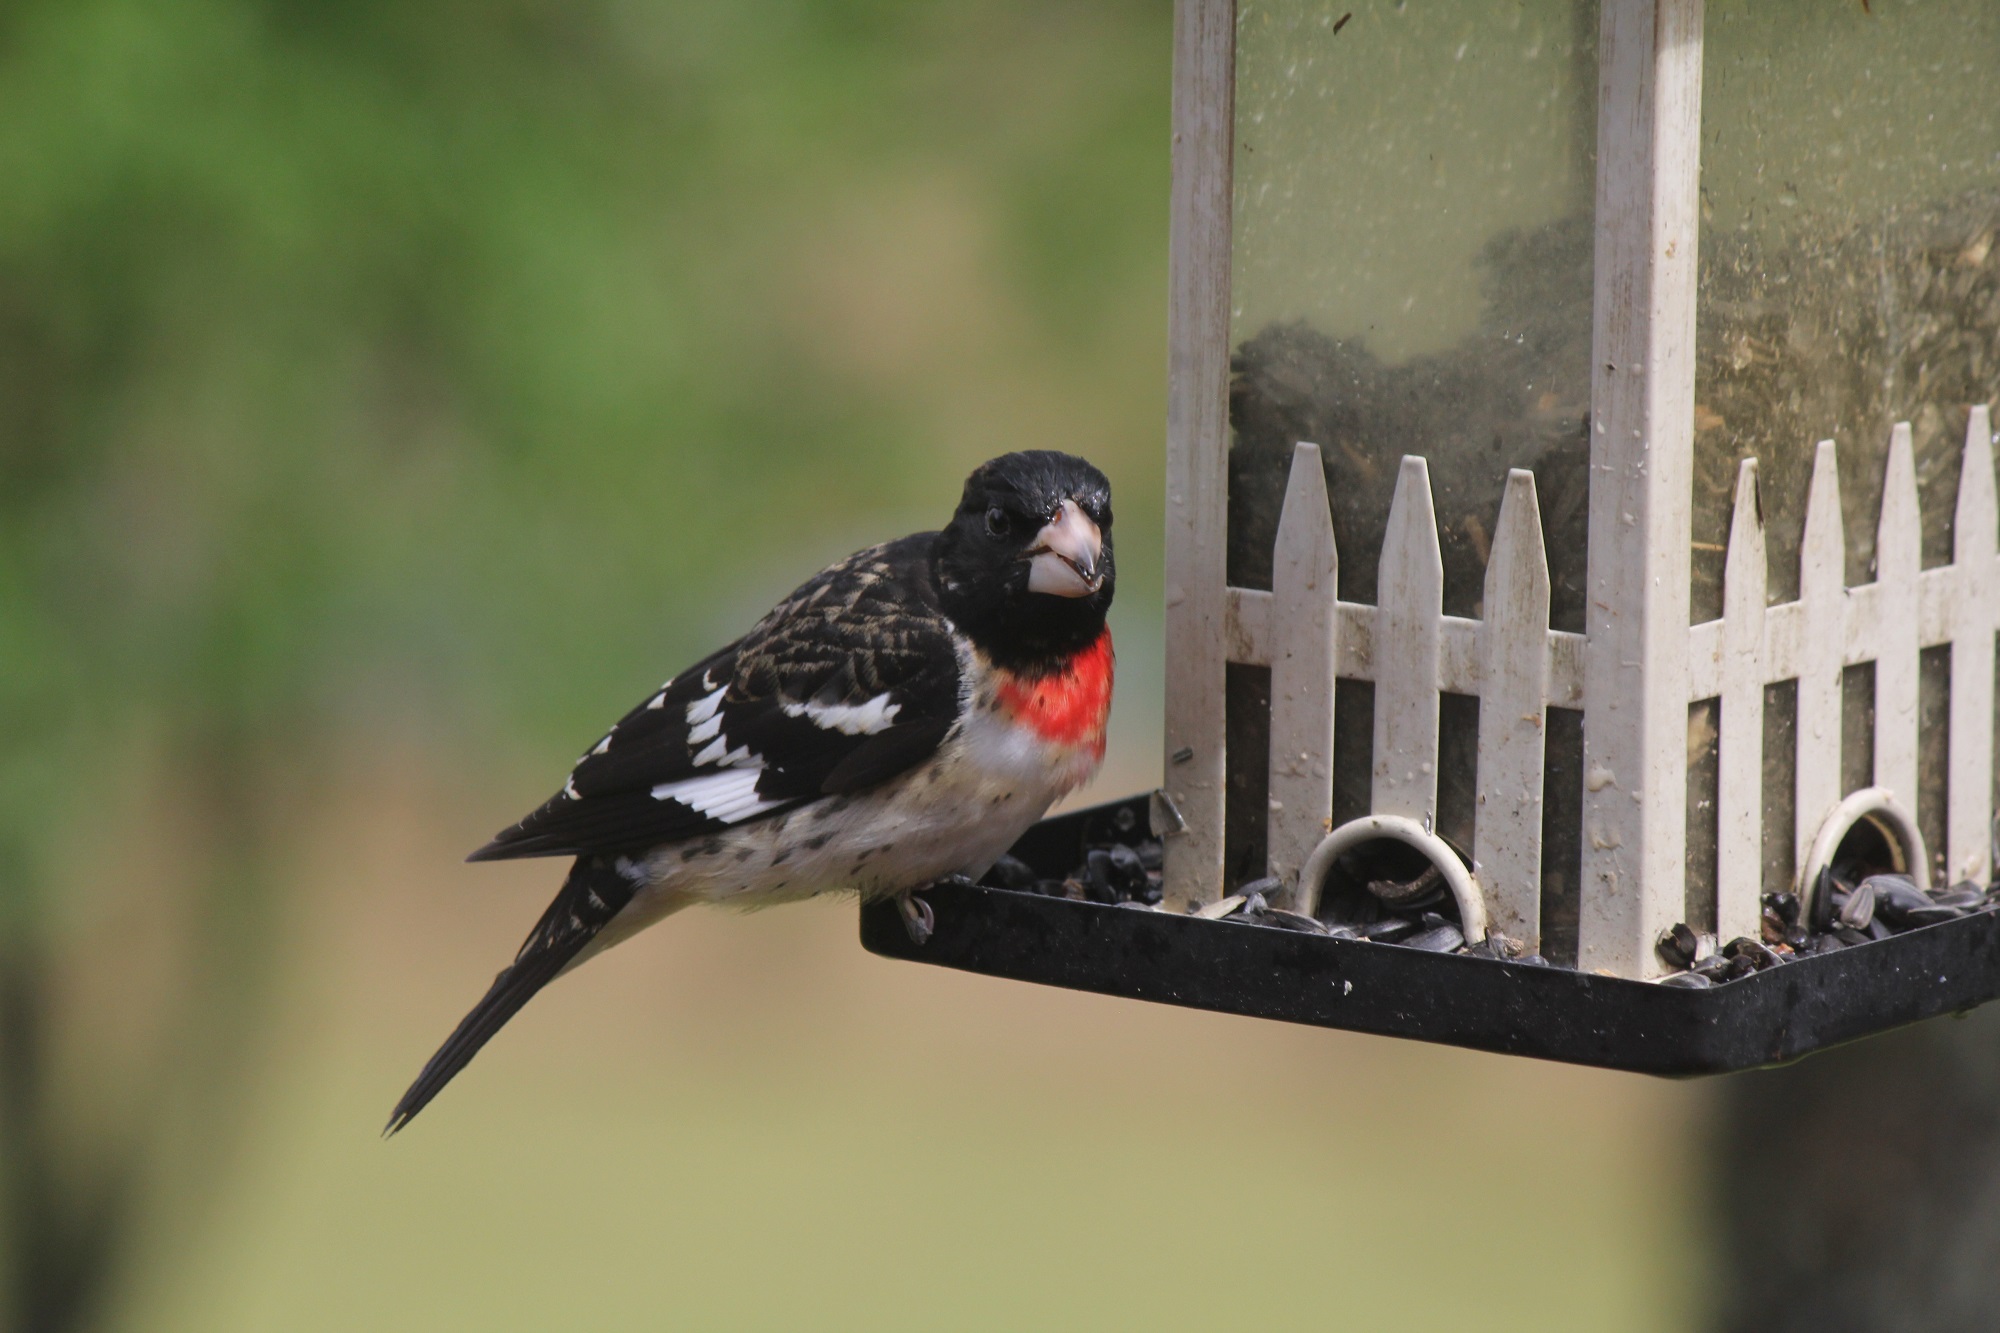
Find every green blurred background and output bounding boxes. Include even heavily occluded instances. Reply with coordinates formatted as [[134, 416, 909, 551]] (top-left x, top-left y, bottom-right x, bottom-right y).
[[0, 2, 1699, 1328]]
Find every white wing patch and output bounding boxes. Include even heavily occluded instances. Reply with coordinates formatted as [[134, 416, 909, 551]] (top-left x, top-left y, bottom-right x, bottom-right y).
[[691, 737, 752, 768], [650, 767, 779, 823], [781, 691, 902, 736], [686, 685, 726, 726], [679, 686, 730, 754]]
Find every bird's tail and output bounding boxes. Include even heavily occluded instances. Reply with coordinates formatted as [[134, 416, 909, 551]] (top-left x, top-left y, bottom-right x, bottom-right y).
[[385, 856, 640, 1135]]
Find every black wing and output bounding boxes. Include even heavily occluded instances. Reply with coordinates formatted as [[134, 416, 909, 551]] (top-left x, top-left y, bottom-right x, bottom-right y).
[[468, 534, 963, 862]]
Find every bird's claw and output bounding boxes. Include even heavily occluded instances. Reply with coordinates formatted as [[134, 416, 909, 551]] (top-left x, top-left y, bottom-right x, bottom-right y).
[[897, 875, 982, 945], [897, 891, 935, 946]]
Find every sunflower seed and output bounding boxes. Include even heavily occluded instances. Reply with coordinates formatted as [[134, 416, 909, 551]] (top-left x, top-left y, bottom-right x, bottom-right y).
[[1401, 922, 1464, 953], [1657, 922, 1699, 969], [1837, 880, 1877, 932]]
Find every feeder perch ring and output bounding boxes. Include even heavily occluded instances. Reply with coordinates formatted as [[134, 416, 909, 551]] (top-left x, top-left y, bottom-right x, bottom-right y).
[[1297, 814, 1488, 945], [1798, 787, 1931, 919]]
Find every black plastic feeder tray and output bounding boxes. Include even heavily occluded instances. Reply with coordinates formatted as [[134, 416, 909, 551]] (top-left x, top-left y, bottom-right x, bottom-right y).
[[859, 795, 2000, 1076]]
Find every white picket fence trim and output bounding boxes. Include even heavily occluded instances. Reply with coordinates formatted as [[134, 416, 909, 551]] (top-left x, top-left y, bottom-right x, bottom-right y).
[[1225, 407, 1999, 970], [1715, 458, 1766, 946], [1950, 407, 2000, 890], [1476, 469, 1553, 945], [1224, 594, 1586, 706], [1689, 408, 2000, 916], [1372, 457, 1445, 827], [1265, 443, 1338, 895]]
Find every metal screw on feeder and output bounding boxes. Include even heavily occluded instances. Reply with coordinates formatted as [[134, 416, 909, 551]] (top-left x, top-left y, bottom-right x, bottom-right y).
[[861, 0, 2000, 1075]]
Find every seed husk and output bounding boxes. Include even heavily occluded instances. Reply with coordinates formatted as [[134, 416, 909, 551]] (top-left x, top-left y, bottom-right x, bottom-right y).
[[1252, 905, 1333, 934], [1658, 922, 1700, 969], [1193, 894, 1247, 920], [1810, 868, 1843, 934], [1402, 922, 1465, 953], [983, 854, 1038, 892], [1837, 880, 1877, 932], [1367, 863, 1445, 909], [1861, 874, 1928, 924]]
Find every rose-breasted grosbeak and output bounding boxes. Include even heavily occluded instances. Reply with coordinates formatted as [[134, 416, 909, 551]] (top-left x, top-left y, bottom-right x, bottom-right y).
[[387, 451, 1114, 1131]]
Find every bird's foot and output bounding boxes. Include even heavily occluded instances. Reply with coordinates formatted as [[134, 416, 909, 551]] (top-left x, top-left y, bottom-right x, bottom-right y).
[[896, 890, 936, 946], [896, 875, 984, 945]]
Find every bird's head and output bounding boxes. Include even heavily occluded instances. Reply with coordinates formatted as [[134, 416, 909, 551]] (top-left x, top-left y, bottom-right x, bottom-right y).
[[935, 450, 1114, 675]]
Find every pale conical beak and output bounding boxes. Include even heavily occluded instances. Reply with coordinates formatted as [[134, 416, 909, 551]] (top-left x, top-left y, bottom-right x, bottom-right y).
[[1026, 498, 1104, 598]]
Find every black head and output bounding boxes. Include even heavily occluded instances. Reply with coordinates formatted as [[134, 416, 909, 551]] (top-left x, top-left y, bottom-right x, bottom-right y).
[[934, 450, 1114, 675]]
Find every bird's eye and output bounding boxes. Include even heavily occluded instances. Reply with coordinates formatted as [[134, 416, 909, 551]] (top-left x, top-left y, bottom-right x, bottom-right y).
[[985, 506, 1010, 537]]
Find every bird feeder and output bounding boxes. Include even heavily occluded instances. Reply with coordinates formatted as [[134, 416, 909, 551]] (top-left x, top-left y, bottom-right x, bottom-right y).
[[865, 0, 2000, 1072]]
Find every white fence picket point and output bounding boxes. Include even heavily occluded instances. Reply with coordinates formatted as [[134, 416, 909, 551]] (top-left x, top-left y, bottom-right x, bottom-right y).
[[1474, 470, 1550, 948], [1875, 423, 1922, 808], [1267, 443, 1340, 903], [1795, 440, 1847, 877], [1717, 459, 1767, 942], [1950, 405, 1998, 884], [1373, 456, 1444, 824]]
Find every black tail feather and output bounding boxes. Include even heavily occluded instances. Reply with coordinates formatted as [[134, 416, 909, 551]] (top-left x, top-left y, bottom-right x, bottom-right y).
[[385, 857, 636, 1135]]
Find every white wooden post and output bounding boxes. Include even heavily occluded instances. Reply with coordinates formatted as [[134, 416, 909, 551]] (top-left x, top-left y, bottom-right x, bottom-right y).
[[1161, 0, 1235, 909], [1874, 424, 1922, 810], [1267, 443, 1339, 903], [1795, 441, 1846, 874], [1716, 459, 1766, 943], [1475, 470, 1551, 947], [1373, 457, 1444, 826], [1579, 0, 1704, 976], [1949, 405, 1998, 885]]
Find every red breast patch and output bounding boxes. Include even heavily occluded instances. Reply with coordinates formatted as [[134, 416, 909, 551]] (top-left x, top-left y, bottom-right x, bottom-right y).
[[995, 629, 1114, 756]]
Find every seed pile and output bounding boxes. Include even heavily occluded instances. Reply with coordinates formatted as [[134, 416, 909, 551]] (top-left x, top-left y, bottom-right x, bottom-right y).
[[983, 827, 1543, 963], [1217, 846, 1542, 963], [1227, 186, 2000, 632], [979, 803, 1164, 907], [977, 811, 2000, 985], [1690, 188, 2000, 614], [1655, 872, 2000, 989]]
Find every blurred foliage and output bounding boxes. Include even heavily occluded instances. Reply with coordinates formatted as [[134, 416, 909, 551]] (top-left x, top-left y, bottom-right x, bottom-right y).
[[0, 2, 1170, 1328]]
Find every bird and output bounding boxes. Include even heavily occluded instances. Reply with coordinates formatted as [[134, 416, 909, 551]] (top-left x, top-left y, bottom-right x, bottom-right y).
[[386, 450, 1115, 1132]]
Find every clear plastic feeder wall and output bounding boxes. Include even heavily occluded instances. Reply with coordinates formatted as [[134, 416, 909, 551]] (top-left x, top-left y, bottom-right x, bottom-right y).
[[1160, 0, 2000, 981], [1221, 0, 1598, 956]]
